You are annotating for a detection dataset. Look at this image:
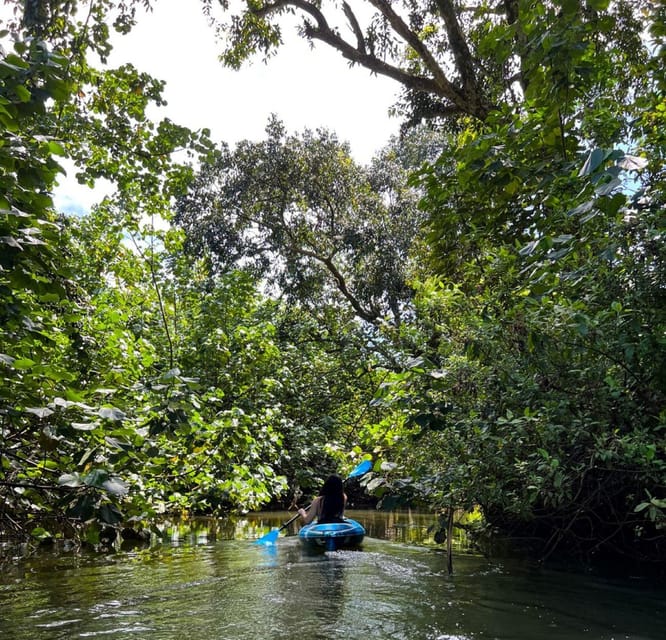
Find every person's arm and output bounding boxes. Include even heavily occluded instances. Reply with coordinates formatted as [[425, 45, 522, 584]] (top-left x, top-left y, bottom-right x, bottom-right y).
[[299, 496, 321, 524]]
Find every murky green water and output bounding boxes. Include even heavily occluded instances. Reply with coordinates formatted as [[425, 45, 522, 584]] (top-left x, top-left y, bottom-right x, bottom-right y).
[[0, 510, 663, 639]]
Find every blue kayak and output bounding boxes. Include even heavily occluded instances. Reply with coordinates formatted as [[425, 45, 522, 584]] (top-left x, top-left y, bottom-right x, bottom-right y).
[[298, 518, 366, 551]]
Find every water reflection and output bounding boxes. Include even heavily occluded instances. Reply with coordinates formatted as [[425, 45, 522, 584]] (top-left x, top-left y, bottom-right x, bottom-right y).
[[145, 509, 471, 550], [255, 541, 279, 567]]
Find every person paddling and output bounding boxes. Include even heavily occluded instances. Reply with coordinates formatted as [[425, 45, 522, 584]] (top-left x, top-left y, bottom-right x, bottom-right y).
[[298, 474, 347, 525]]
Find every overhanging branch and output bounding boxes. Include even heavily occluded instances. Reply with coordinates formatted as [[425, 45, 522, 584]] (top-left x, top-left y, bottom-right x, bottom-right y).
[[250, 0, 491, 119]]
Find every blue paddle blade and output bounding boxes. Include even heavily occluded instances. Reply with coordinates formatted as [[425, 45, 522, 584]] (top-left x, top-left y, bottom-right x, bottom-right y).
[[348, 459, 372, 478], [254, 528, 280, 545]]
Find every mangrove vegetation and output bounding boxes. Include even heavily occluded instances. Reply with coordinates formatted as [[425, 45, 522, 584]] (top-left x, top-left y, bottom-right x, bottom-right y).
[[0, 0, 664, 572]]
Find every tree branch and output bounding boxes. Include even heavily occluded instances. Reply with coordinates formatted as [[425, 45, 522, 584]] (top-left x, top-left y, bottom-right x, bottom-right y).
[[432, 0, 481, 102], [320, 252, 382, 324], [342, 1, 366, 55], [251, 0, 489, 119], [501, 0, 528, 92], [368, 0, 467, 106]]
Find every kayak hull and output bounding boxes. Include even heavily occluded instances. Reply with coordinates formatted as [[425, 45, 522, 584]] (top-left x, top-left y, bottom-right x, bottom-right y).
[[298, 518, 365, 551]]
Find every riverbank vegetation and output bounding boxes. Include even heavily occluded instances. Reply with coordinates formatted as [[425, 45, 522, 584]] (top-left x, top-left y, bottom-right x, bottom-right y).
[[1, 1, 663, 572]]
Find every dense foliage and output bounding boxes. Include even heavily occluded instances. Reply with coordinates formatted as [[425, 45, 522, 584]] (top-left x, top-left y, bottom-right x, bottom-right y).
[[1, 0, 663, 570], [204, 0, 665, 565]]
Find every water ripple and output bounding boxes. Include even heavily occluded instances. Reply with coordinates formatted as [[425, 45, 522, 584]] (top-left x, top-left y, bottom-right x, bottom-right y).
[[0, 535, 663, 640]]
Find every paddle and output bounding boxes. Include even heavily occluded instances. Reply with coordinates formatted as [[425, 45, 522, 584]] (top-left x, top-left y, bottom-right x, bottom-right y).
[[254, 459, 372, 545]]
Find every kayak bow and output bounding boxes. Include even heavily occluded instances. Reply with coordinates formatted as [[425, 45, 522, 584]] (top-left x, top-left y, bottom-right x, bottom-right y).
[[298, 518, 366, 551]]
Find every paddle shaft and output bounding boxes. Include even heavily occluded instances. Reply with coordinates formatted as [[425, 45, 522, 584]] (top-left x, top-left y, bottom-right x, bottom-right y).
[[278, 502, 311, 532]]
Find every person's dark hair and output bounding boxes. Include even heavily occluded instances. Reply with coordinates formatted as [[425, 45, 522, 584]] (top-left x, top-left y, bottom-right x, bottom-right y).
[[319, 474, 344, 522]]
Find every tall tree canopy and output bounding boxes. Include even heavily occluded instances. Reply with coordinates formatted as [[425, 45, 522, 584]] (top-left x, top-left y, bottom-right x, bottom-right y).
[[175, 116, 424, 328]]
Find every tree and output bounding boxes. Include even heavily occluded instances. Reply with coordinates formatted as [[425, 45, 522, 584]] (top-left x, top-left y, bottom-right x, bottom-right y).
[[211, 0, 493, 121], [0, 29, 87, 541], [3, 0, 663, 571], [1, 1, 385, 543], [175, 116, 424, 328]]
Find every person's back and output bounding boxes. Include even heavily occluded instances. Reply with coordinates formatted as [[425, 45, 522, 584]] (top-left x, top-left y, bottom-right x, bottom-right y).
[[318, 495, 344, 523]]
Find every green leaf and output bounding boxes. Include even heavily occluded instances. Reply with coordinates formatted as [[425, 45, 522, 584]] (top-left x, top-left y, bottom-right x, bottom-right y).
[[25, 407, 54, 418], [378, 495, 402, 510], [69, 494, 95, 521], [367, 477, 386, 492], [98, 503, 123, 525], [99, 407, 126, 421], [618, 154, 648, 171], [102, 477, 129, 497], [31, 527, 53, 541], [14, 84, 31, 102], [78, 448, 96, 466], [47, 140, 66, 156], [579, 148, 605, 176], [71, 422, 98, 431], [58, 472, 82, 487], [83, 524, 100, 545], [84, 468, 110, 488], [12, 358, 36, 370], [594, 178, 621, 196]]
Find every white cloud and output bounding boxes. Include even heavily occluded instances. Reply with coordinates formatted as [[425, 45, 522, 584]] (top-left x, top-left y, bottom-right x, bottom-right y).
[[106, 1, 399, 161], [53, 159, 114, 216]]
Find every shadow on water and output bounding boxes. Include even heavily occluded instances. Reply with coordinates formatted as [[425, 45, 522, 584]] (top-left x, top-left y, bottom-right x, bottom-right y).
[[0, 511, 664, 640]]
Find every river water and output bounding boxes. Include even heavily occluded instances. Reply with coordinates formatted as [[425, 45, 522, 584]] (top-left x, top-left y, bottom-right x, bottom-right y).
[[0, 510, 663, 639]]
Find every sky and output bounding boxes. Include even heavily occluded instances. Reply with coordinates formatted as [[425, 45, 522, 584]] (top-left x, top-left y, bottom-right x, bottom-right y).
[[47, 0, 401, 214]]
